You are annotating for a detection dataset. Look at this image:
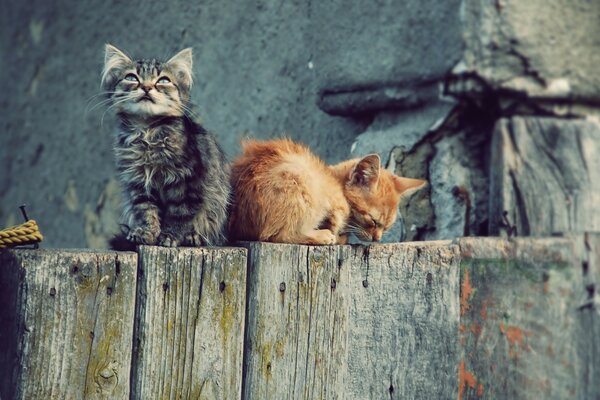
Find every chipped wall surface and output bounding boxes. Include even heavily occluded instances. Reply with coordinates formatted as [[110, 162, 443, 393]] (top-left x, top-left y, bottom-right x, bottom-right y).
[[456, 0, 600, 105]]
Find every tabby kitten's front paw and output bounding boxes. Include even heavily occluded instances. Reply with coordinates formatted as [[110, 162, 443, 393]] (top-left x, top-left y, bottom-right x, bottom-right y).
[[127, 226, 160, 245], [182, 232, 205, 247], [158, 232, 180, 247]]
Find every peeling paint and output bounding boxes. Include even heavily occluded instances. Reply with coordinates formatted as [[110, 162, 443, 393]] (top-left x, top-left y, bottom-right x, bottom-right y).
[[4, 213, 17, 228], [83, 179, 121, 248], [500, 322, 532, 359], [64, 179, 79, 212], [29, 19, 44, 45], [470, 323, 482, 337], [458, 359, 479, 400], [460, 269, 474, 316]]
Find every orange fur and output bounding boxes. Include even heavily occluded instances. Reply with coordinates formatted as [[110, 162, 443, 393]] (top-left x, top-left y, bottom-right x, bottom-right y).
[[229, 138, 426, 245]]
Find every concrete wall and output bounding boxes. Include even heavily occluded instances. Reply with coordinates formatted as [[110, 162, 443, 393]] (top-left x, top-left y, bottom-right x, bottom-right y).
[[0, 0, 462, 247], [2, 0, 598, 248]]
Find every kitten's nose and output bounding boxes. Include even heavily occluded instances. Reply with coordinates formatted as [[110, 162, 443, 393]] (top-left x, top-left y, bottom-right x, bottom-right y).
[[141, 84, 153, 93]]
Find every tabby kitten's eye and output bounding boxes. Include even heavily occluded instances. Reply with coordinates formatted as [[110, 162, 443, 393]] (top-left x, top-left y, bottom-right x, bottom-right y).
[[123, 74, 139, 82], [157, 76, 171, 84]]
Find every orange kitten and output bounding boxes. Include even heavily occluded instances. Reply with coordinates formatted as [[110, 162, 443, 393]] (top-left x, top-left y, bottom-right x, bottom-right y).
[[229, 138, 426, 245]]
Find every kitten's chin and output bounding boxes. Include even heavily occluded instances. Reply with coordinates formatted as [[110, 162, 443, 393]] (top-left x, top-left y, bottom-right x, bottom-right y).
[[117, 102, 183, 118]]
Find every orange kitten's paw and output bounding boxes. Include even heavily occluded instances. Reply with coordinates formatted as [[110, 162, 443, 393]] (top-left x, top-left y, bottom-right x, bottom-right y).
[[305, 229, 336, 245], [127, 226, 160, 245], [337, 234, 349, 245], [158, 232, 179, 247]]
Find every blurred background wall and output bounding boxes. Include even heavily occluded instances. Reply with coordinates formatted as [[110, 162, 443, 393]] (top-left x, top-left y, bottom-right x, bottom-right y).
[[1, 0, 598, 248]]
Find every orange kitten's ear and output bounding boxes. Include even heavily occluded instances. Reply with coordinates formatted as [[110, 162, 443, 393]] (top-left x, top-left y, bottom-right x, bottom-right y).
[[350, 154, 380, 189], [102, 44, 132, 89], [393, 176, 427, 195], [167, 48, 194, 89]]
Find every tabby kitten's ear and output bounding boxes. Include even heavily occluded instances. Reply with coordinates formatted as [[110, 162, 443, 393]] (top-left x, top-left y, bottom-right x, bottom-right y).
[[102, 44, 133, 90], [393, 176, 427, 195], [166, 48, 194, 90], [350, 154, 380, 189]]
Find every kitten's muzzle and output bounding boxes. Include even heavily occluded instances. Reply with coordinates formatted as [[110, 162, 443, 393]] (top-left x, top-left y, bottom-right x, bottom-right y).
[[138, 93, 155, 103]]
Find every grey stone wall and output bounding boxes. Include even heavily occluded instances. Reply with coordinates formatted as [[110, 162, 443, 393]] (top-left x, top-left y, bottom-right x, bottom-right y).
[[1, 0, 598, 247]]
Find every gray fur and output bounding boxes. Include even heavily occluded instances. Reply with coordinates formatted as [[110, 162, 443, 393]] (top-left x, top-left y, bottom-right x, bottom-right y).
[[102, 44, 230, 247]]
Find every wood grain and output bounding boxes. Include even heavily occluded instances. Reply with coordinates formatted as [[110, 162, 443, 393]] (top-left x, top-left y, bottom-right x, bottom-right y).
[[0, 249, 137, 400], [242, 242, 351, 399], [457, 237, 583, 399], [242, 241, 460, 399], [578, 233, 600, 399], [131, 246, 247, 400], [345, 241, 460, 399]]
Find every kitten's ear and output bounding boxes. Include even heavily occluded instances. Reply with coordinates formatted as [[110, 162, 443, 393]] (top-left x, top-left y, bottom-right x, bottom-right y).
[[167, 48, 193, 89], [102, 44, 132, 89], [393, 176, 427, 195], [350, 154, 380, 189]]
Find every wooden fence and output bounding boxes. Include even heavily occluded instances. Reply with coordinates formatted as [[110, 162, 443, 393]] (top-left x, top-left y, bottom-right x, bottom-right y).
[[0, 236, 597, 399]]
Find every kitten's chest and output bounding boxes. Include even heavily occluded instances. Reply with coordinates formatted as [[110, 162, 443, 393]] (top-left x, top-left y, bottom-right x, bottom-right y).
[[116, 127, 192, 188]]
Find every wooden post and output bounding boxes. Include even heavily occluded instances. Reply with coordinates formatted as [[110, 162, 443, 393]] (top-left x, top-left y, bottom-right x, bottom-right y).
[[242, 241, 460, 399], [345, 241, 460, 399], [489, 117, 600, 236], [579, 233, 600, 398], [131, 246, 247, 400], [457, 237, 584, 399], [242, 243, 352, 399], [0, 249, 137, 400]]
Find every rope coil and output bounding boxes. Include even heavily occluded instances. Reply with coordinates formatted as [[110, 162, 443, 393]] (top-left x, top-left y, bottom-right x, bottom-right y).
[[0, 220, 43, 248]]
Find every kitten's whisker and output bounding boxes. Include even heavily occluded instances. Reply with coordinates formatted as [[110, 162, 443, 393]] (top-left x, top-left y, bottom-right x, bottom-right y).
[[86, 98, 115, 114], [100, 95, 135, 127], [177, 104, 201, 120], [86, 91, 118, 103], [86, 92, 131, 114]]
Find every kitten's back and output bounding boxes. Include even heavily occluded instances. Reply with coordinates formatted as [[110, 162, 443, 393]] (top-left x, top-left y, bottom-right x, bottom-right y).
[[230, 138, 337, 242]]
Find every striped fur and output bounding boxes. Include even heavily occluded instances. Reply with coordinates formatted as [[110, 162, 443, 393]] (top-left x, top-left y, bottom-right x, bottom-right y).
[[102, 45, 230, 247]]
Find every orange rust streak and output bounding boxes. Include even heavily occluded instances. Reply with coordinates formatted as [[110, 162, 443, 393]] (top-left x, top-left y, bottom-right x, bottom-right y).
[[505, 325, 525, 346], [477, 383, 484, 397], [459, 324, 467, 333], [458, 359, 477, 400], [470, 323, 482, 337], [480, 300, 488, 320], [461, 270, 474, 316]]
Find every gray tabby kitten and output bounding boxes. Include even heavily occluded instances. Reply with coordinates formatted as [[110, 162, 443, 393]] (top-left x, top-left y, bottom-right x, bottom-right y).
[[101, 44, 230, 247]]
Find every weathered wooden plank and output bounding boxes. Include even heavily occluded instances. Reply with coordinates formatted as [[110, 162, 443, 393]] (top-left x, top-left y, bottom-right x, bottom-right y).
[[131, 246, 247, 400], [458, 237, 583, 400], [489, 117, 600, 236], [0, 249, 137, 400], [345, 241, 460, 399], [242, 241, 460, 399], [578, 233, 600, 399], [242, 242, 351, 399]]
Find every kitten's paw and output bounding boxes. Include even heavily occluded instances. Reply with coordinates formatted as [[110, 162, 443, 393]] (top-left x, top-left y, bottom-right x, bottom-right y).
[[158, 232, 179, 247], [182, 233, 205, 247], [305, 229, 336, 245], [127, 226, 159, 245]]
